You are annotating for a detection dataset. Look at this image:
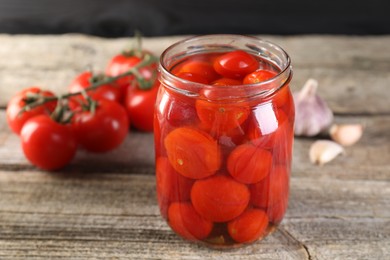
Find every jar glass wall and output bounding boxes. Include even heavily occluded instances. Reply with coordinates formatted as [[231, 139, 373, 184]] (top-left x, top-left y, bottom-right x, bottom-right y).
[[154, 35, 294, 248]]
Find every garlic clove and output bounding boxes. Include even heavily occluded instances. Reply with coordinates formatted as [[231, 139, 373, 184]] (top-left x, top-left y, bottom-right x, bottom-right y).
[[293, 79, 334, 137], [330, 124, 363, 146], [309, 140, 345, 165]]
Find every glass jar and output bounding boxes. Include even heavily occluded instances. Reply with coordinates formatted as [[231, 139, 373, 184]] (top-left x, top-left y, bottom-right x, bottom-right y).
[[154, 35, 294, 248]]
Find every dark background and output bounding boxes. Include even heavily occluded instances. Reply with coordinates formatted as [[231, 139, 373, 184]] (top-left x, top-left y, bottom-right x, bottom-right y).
[[0, 0, 389, 37]]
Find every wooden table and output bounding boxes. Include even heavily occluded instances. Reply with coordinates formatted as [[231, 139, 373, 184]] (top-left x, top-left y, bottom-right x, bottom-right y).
[[0, 35, 389, 259]]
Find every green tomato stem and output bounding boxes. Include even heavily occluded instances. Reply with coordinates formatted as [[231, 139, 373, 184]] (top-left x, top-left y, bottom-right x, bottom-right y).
[[19, 54, 158, 114]]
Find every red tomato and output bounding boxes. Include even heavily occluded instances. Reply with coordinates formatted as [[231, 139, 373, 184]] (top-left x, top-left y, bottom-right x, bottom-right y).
[[164, 127, 221, 179], [191, 175, 250, 222], [20, 115, 77, 170], [175, 72, 209, 84], [157, 194, 170, 220], [156, 157, 194, 202], [250, 165, 289, 208], [196, 87, 250, 133], [68, 71, 121, 103], [227, 144, 272, 184], [72, 99, 129, 153], [243, 69, 277, 84], [106, 52, 157, 97], [266, 199, 288, 224], [245, 69, 292, 109], [176, 60, 219, 83], [124, 81, 159, 132], [6, 87, 57, 135], [247, 105, 287, 149], [158, 88, 199, 127], [212, 78, 242, 86], [211, 125, 248, 152], [270, 118, 294, 166], [214, 50, 258, 79], [227, 209, 269, 243], [168, 202, 213, 240]]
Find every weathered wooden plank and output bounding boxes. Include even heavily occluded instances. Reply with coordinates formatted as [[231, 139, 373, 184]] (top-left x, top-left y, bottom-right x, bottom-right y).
[[1, 110, 389, 181], [284, 219, 390, 260], [0, 35, 389, 114], [0, 231, 307, 260], [0, 170, 388, 219], [0, 169, 388, 259]]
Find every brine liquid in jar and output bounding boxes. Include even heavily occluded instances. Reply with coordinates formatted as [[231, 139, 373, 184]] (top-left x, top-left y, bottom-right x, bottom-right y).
[[155, 35, 293, 248]]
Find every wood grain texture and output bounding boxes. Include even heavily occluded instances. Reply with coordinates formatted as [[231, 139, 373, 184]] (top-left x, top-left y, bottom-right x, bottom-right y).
[[0, 169, 389, 259], [0, 35, 389, 114], [0, 35, 389, 259], [1, 111, 389, 180]]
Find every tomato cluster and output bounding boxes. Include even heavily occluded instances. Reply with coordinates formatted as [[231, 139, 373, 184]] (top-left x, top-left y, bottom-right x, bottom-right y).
[[6, 46, 159, 170], [155, 50, 294, 246]]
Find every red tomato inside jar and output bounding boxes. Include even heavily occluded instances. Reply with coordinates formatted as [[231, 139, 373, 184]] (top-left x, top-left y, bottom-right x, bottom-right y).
[[154, 35, 294, 247]]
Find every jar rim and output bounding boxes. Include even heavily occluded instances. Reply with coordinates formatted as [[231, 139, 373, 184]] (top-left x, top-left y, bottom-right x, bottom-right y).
[[159, 34, 292, 100]]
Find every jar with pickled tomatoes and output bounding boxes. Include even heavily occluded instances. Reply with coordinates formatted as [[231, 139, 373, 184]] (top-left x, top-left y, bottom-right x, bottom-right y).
[[154, 35, 294, 248]]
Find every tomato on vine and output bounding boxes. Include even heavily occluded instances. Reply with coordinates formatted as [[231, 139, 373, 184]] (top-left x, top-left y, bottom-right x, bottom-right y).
[[72, 99, 129, 153], [6, 87, 57, 135], [68, 71, 121, 103], [106, 50, 158, 98], [124, 80, 159, 132], [20, 115, 77, 170]]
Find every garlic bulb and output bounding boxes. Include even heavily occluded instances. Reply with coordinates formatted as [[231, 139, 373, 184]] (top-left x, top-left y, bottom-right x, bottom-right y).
[[293, 79, 333, 136], [309, 140, 345, 165], [330, 124, 363, 146]]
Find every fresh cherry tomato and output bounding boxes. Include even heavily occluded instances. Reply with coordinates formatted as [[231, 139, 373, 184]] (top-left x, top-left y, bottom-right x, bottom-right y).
[[164, 127, 221, 179], [227, 209, 269, 243], [106, 51, 157, 97], [72, 99, 129, 153], [20, 115, 77, 170], [191, 175, 250, 222], [196, 87, 250, 133], [227, 144, 272, 184], [6, 87, 57, 135], [250, 165, 289, 208], [214, 50, 258, 79], [175, 60, 219, 83], [168, 202, 213, 241], [68, 71, 121, 103], [243, 69, 277, 84], [156, 157, 194, 202], [124, 80, 159, 132]]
